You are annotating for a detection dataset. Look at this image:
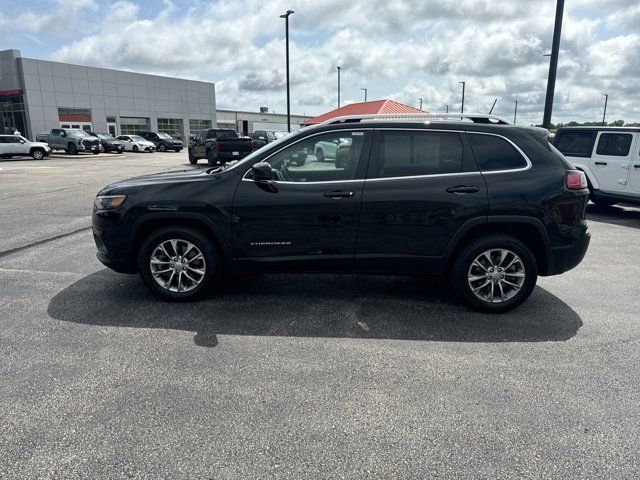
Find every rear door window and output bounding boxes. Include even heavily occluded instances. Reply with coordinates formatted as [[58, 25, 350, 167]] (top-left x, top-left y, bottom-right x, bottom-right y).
[[373, 131, 463, 178], [554, 131, 596, 157], [596, 133, 633, 156], [468, 134, 528, 171]]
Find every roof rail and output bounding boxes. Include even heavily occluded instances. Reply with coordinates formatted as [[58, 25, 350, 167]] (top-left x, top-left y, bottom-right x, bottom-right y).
[[319, 113, 512, 126]]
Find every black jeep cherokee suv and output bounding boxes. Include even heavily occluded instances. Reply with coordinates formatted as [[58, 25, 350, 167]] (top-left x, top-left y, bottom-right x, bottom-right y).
[[93, 115, 590, 312]]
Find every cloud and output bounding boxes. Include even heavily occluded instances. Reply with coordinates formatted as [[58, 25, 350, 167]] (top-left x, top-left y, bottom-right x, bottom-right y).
[[6, 0, 640, 124]]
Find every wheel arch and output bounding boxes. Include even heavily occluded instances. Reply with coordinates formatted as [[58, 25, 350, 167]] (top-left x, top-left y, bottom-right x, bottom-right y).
[[128, 213, 232, 268], [445, 216, 552, 276]]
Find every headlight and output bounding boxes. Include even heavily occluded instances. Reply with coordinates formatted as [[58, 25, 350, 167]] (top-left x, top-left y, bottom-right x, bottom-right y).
[[94, 195, 127, 210]]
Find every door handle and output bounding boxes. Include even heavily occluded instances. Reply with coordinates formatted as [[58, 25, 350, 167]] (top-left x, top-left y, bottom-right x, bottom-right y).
[[445, 186, 480, 194], [323, 190, 355, 199], [594, 161, 607, 166]]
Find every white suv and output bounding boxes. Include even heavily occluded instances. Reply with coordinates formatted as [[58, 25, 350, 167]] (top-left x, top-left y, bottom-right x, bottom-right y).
[[0, 135, 51, 160], [554, 127, 640, 207]]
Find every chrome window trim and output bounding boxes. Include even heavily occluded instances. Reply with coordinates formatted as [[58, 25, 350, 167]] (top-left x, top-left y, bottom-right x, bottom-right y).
[[239, 127, 532, 185]]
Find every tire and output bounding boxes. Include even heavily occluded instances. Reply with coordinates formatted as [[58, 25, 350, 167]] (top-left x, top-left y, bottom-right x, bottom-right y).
[[174, 148, 182, 152], [316, 148, 324, 162], [31, 149, 44, 160], [451, 234, 538, 313], [133, 145, 139, 152], [158, 143, 166, 152], [188, 149, 197, 165], [92, 150, 100, 155], [68, 143, 77, 155], [206, 148, 217, 167], [117, 150, 123, 154], [137, 226, 221, 301], [296, 157, 306, 166]]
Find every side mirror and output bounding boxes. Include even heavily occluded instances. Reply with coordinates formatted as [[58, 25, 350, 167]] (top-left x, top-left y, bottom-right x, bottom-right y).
[[251, 162, 274, 181], [19, 139, 26, 144]]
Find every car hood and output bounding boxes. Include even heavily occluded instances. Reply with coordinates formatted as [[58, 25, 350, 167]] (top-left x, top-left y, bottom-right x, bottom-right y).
[[101, 168, 212, 191], [136, 140, 155, 146], [30, 141, 50, 148]]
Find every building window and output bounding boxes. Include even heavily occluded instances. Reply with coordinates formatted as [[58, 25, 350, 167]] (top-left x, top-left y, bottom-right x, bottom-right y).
[[106, 116, 116, 123], [120, 116, 150, 135], [157, 117, 184, 139], [189, 119, 212, 135], [0, 94, 28, 138]]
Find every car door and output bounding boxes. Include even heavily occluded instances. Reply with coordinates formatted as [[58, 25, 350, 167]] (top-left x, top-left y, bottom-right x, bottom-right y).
[[117, 136, 132, 150], [355, 128, 488, 273], [231, 129, 372, 270], [14, 136, 30, 155], [193, 131, 207, 157], [0, 136, 8, 155], [590, 131, 635, 192], [627, 134, 640, 194]]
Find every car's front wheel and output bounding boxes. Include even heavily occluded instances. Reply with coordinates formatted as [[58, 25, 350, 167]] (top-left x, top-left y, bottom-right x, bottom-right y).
[[188, 149, 197, 165], [158, 143, 166, 152], [138, 227, 220, 300], [451, 235, 537, 313], [68, 143, 77, 155], [133, 145, 139, 152], [31, 149, 45, 160]]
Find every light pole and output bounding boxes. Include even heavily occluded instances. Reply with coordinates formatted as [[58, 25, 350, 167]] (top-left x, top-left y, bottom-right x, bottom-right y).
[[459, 81, 466, 114], [445, 104, 449, 113], [418, 98, 423, 110], [361, 88, 367, 102], [337, 66, 342, 108], [513, 100, 518, 124], [602, 93, 608, 126], [280, 9, 294, 132], [542, 0, 564, 129]]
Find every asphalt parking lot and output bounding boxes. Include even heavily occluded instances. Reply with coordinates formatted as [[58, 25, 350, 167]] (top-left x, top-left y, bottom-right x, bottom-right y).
[[1, 151, 639, 479]]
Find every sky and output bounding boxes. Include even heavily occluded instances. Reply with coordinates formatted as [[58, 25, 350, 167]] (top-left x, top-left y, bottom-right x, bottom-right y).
[[1, 0, 639, 125]]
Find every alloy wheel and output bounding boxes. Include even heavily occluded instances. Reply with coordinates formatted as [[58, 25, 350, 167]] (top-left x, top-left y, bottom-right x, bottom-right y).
[[149, 238, 206, 293], [467, 248, 526, 303]]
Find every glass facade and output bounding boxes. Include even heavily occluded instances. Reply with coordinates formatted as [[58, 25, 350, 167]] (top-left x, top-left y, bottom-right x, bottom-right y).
[[189, 119, 212, 135], [0, 94, 28, 138], [158, 117, 184, 139], [120, 116, 150, 135]]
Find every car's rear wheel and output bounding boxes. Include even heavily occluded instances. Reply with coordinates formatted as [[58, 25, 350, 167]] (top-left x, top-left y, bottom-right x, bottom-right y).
[[159, 143, 166, 152], [31, 149, 44, 160], [451, 234, 537, 313], [138, 227, 220, 300], [188, 149, 197, 165], [316, 148, 324, 162]]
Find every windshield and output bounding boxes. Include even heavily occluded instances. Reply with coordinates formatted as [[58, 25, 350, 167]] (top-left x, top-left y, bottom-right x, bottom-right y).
[[130, 135, 145, 142], [158, 132, 173, 140], [97, 133, 114, 140], [68, 129, 90, 137], [215, 130, 237, 139], [217, 129, 306, 174]]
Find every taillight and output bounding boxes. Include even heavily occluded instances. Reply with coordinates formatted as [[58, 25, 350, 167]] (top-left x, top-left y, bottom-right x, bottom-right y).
[[566, 170, 588, 190], [215, 141, 221, 152]]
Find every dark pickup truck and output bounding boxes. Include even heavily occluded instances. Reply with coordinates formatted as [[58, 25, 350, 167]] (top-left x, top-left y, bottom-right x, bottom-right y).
[[188, 129, 253, 166]]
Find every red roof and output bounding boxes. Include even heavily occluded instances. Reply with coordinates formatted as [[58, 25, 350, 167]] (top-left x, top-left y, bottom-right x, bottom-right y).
[[303, 99, 426, 125]]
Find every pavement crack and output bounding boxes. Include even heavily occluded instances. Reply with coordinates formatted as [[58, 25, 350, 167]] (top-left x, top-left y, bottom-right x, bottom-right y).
[[0, 226, 92, 258]]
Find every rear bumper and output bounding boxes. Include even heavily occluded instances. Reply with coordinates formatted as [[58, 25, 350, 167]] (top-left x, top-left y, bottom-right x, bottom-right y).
[[545, 231, 591, 276]]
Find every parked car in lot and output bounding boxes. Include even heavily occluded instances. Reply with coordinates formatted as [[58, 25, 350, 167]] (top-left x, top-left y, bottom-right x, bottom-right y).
[[188, 129, 253, 166], [314, 137, 351, 162], [93, 113, 590, 312], [553, 126, 640, 207], [251, 130, 305, 164], [138, 131, 183, 152], [37, 128, 100, 155], [116, 135, 156, 153], [0, 134, 51, 160], [89, 132, 124, 153]]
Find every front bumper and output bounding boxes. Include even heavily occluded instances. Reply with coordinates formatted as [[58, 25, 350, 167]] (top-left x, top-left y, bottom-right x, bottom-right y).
[[93, 210, 136, 273]]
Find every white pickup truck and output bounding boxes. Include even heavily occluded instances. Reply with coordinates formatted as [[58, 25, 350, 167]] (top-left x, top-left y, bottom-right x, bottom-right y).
[[554, 126, 640, 207]]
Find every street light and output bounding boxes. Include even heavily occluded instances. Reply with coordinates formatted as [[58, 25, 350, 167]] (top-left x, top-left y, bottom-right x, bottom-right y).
[[280, 9, 294, 132], [337, 66, 342, 108], [513, 100, 518, 124], [418, 98, 423, 110], [361, 88, 367, 102], [459, 81, 466, 114], [445, 104, 449, 113], [602, 93, 608, 126]]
